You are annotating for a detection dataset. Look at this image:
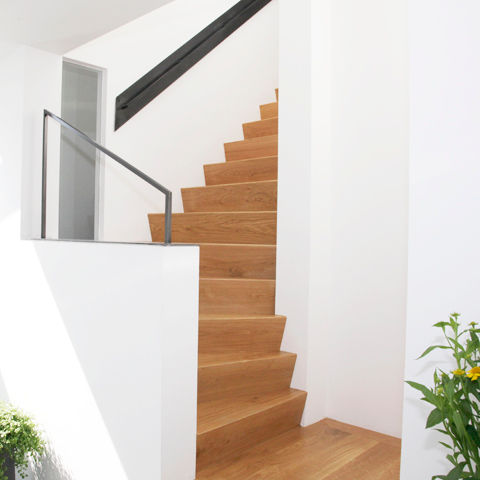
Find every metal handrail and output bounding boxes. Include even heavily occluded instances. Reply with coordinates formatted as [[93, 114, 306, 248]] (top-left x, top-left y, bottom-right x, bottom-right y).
[[41, 109, 172, 244]]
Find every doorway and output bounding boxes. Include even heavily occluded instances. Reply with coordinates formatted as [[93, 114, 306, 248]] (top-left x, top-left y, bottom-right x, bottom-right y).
[[58, 60, 104, 240]]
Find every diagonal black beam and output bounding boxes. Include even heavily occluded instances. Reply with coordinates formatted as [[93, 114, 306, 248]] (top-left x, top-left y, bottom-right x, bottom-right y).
[[114, 0, 273, 130]]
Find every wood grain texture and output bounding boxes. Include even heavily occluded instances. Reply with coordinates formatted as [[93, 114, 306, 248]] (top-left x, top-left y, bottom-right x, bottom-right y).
[[196, 419, 401, 479], [198, 314, 286, 354], [197, 389, 307, 470], [182, 180, 277, 213], [243, 117, 278, 139], [199, 278, 275, 315], [224, 135, 278, 161], [198, 352, 296, 402], [260, 102, 278, 120], [148, 211, 277, 244], [198, 243, 276, 279], [204, 156, 277, 186]]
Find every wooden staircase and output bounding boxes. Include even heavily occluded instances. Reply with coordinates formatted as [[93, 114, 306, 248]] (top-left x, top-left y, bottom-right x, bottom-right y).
[[148, 89, 307, 474]]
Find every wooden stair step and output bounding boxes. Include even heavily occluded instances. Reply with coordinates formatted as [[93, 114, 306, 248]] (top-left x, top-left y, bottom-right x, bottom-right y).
[[242, 117, 278, 139], [198, 243, 276, 280], [181, 180, 277, 213], [198, 352, 297, 403], [275, 88, 279, 101], [199, 278, 275, 315], [260, 102, 278, 120], [224, 135, 278, 162], [204, 156, 277, 186], [148, 211, 277, 244], [199, 314, 286, 354], [197, 389, 307, 470]]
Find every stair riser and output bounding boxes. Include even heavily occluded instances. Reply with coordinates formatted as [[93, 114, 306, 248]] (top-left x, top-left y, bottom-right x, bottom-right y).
[[196, 393, 306, 470], [204, 156, 277, 186], [199, 279, 275, 315], [182, 181, 277, 213], [199, 317, 286, 355], [260, 102, 278, 120], [243, 117, 278, 139], [199, 244, 276, 280], [224, 135, 278, 162], [198, 355, 296, 403], [149, 212, 277, 245]]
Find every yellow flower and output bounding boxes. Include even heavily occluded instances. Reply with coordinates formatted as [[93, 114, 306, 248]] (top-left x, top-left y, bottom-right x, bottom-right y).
[[467, 367, 480, 381], [453, 369, 465, 376]]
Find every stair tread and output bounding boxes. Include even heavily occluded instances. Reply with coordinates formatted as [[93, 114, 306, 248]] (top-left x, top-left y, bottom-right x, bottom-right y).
[[225, 134, 278, 148], [183, 179, 277, 191], [205, 155, 277, 169], [197, 388, 306, 435], [198, 351, 295, 368], [149, 211, 277, 245], [199, 313, 285, 320], [259, 102, 278, 120], [204, 155, 277, 185], [152, 210, 276, 216], [243, 117, 278, 139], [182, 180, 277, 213], [200, 277, 275, 282], [243, 117, 278, 126], [224, 135, 278, 162]]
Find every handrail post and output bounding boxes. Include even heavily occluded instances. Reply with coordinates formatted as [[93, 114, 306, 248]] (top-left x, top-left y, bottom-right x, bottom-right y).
[[41, 110, 48, 239], [164, 191, 172, 245]]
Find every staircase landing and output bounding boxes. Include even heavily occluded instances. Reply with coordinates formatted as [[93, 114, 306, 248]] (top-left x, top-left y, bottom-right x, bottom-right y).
[[196, 418, 401, 479]]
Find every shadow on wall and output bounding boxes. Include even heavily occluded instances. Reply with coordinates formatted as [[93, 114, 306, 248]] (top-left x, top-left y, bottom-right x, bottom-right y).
[[29, 447, 73, 480], [34, 241, 163, 480], [0, 373, 9, 402]]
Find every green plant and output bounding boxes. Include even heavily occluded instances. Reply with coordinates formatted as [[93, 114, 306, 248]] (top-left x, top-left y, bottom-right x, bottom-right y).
[[407, 313, 480, 480], [0, 402, 45, 480]]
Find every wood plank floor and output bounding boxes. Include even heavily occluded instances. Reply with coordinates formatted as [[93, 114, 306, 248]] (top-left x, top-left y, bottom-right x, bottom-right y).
[[196, 418, 401, 480]]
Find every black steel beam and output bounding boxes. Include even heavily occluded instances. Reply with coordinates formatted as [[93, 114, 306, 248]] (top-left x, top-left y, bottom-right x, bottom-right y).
[[114, 0, 272, 130]]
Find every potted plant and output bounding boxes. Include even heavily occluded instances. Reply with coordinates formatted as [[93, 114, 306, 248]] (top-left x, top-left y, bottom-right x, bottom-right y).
[[408, 313, 480, 480], [0, 402, 45, 480]]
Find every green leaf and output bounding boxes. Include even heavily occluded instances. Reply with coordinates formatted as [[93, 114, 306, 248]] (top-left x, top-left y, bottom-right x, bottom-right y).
[[418, 345, 450, 359], [426, 408, 444, 428], [446, 463, 466, 480], [406, 381, 438, 405], [452, 411, 468, 439], [439, 441, 453, 450], [466, 424, 480, 447], [434, 322, 451, 329]]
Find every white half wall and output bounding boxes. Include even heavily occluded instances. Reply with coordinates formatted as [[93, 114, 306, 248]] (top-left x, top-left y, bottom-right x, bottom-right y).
[[401, 1, 480, 478], [277, 0, 408, 438], [0, 238, 199, 480], [66, 0, 279, 242]]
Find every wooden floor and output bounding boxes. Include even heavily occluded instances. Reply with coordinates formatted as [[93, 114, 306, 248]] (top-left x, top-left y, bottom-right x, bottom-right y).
[[196, 419, 401, 480]]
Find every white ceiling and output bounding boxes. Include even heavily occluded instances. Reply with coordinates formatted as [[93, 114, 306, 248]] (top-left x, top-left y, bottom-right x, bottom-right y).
[[0, 0, 175, 54]]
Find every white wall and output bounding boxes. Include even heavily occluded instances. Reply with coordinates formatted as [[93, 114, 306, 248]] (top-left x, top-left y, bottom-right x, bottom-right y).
[[1, 41, 200, 480], [0, 238, 199, 480], [0, 42, 62, 240], [66, 0, 279, 242], [401, 1, 480, 478], [278, 0, 408, 437]]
